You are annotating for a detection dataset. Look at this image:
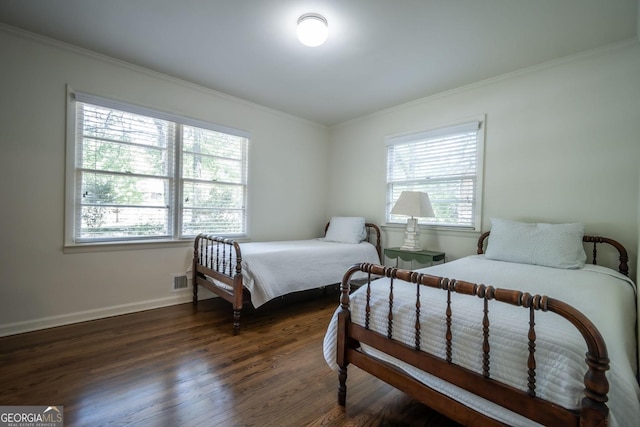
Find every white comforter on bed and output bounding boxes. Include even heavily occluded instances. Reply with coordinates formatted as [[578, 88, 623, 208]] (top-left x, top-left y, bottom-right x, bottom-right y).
[[323, 255, 640, 427], [236, 239, 380, 307]]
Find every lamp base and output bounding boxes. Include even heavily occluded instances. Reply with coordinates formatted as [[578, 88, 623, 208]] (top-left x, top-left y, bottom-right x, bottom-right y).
[[400, 217, 422, 251]]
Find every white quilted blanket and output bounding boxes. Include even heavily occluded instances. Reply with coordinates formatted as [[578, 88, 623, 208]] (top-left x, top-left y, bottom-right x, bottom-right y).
[[323, 255, 639, 427], [234, 239, 380, 307]]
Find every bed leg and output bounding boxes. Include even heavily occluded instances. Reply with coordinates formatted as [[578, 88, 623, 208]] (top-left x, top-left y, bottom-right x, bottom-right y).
[[338, 366, 347, 406], [192, 283, 198, 306], [232, 309, 241, 335]]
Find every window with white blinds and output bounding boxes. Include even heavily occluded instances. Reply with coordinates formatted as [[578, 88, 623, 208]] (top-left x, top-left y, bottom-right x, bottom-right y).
[[66, 90, 248, 244], [386, 119, 484, 230]]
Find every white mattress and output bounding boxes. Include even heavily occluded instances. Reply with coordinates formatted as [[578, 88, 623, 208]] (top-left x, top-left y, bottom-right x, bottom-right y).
[[323, 255, 640, 427], [208, 239, 380, 307]]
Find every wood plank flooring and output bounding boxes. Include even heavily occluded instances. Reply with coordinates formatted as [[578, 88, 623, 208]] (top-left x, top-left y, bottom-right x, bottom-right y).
[[0, 288, 462, 426]]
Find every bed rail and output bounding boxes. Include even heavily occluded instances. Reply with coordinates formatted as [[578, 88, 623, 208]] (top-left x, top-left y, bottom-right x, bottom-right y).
[[477, 232, 629, 276], [336, 262, 610, 427]]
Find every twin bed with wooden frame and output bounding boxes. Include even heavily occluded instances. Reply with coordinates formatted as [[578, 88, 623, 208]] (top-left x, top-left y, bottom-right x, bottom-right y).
[[192, 217, 381, 334], [323, 219, 640, 427]]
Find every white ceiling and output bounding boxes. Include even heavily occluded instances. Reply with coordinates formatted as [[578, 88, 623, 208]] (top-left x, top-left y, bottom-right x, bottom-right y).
[[1, 0, 638, 125]]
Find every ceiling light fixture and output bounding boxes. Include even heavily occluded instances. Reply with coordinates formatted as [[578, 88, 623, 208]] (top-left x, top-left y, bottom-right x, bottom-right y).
[[297, 13, 328, 47]]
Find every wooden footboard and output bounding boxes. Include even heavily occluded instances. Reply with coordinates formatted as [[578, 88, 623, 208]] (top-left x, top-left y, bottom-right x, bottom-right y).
[[193, 234, 245, 334], [336, 263, 610, 427]]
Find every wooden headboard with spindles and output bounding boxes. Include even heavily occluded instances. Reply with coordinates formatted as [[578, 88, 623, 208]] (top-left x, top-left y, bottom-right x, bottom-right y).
[[476, 231, 629, 276]]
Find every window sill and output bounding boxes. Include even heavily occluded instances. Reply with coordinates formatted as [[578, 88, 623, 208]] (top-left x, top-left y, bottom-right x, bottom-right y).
[[382, 223, 482, 238], [63, 233, 252, 253], [63, 239, 195, 254]]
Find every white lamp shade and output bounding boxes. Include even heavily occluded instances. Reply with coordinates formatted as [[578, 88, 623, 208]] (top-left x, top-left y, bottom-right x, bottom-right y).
[[391, 191, 435, 218], [297, 14, 328, 47]]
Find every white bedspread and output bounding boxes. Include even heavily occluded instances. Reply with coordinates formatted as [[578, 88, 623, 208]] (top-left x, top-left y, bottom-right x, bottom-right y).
[[236, 239, 379, 307], [323, 255, 640, 427]]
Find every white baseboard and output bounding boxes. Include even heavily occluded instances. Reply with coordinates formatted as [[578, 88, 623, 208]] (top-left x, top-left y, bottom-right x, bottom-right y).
[[0, 293, 208, 337]]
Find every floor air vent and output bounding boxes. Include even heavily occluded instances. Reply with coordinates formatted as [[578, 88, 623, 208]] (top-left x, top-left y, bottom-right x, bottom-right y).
[[172, 274, 189, 292]]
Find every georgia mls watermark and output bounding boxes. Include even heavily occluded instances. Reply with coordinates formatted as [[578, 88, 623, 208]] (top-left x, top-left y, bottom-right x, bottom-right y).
[[0, 406, 63, 427]]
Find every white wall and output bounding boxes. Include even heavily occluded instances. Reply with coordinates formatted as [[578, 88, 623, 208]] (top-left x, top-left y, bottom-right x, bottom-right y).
[[2, 25, 639, 338], [0, 27, 330, 335], [328, 41, 640, 273]]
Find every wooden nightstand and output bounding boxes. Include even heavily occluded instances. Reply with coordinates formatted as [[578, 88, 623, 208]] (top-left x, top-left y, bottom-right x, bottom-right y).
[[384, 247, 445, 269]]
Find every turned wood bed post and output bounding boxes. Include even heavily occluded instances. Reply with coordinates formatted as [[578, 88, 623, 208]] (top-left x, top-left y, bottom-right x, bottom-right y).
[[582, 235, 629, 276], [337, 264, 363, 406], [231, 239, 243, 335], [369, 223, 382, 261], [544, 298, 610, 425], [192, 235, 201, 306]]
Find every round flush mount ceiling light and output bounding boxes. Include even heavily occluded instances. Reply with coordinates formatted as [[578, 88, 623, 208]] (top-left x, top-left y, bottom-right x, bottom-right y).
[[297, 13, 328, 47]]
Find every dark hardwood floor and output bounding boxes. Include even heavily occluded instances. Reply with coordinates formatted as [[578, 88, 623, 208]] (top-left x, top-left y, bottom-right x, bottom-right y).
[[0, 287, 462, 426]]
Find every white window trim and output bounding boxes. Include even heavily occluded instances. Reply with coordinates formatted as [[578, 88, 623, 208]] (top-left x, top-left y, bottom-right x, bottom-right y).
[[384, 115, 486, 232], [64, 86, 250, 248]]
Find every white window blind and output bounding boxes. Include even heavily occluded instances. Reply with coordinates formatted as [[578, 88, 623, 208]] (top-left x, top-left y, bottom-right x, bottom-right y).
[[67, 90, 248, 244], [180, 125, 247, 236], [386, 120, 484, 230]]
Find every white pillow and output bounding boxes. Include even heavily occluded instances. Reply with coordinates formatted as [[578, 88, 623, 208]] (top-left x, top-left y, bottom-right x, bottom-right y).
[[323, 217, 367, 244], [485, 218, 586, 269]]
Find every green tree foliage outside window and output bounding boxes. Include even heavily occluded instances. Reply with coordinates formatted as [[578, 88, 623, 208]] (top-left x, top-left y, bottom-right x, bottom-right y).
[[73, 99, 248, 243]]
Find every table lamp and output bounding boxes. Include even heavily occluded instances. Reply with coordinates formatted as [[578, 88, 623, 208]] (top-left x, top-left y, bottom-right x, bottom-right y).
[[390, 191, 435, 251]]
